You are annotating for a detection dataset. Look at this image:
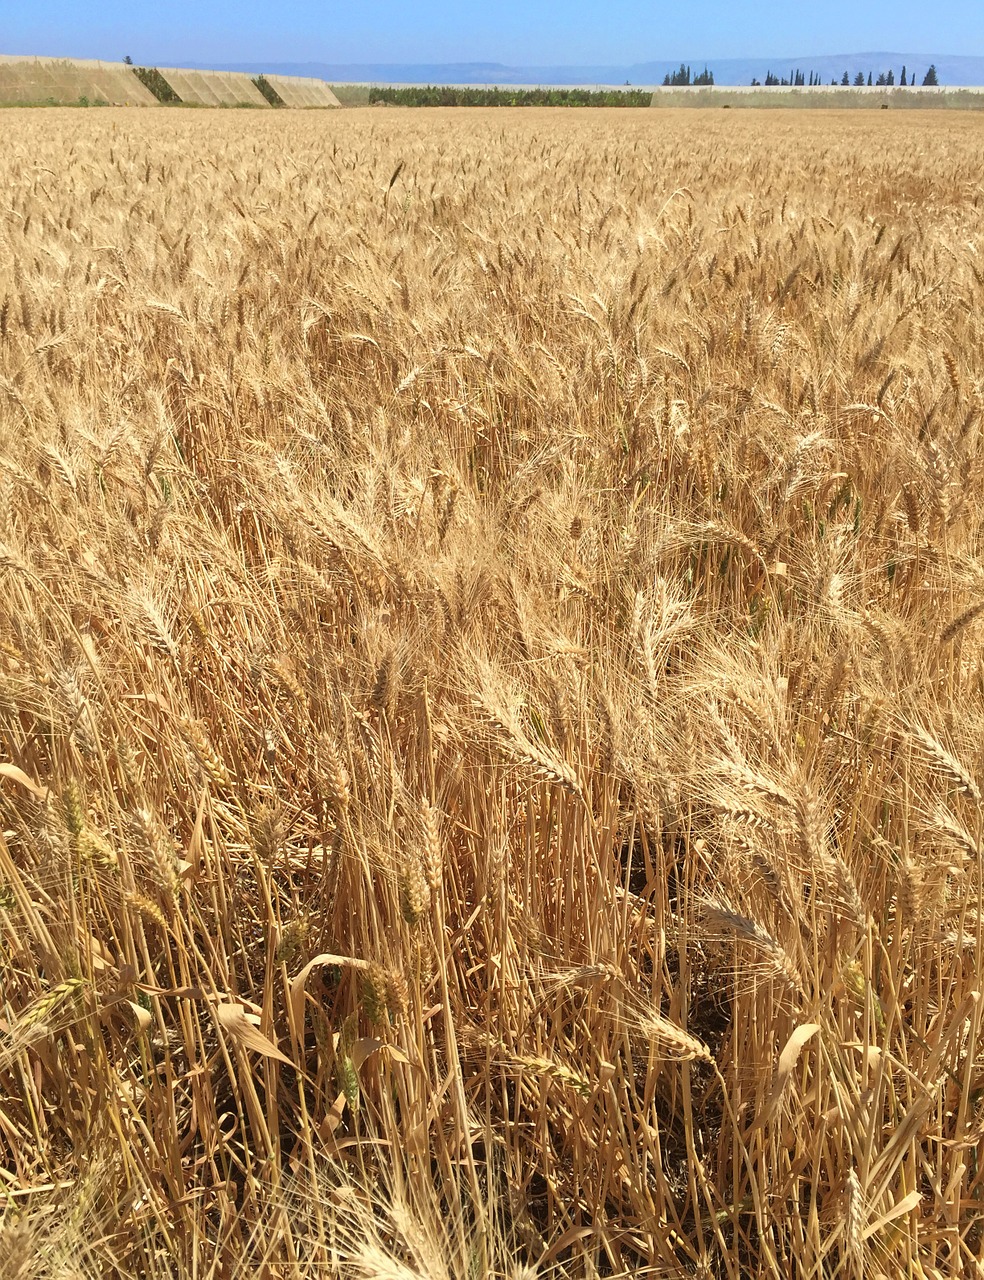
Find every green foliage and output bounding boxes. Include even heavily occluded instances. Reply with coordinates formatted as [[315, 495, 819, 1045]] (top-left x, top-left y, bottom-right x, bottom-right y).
[[764, 69, 813, 86], [133, 66, 181, 104], [662, 64, 715, 87], [367, 85, 652, 107], [759, 65, 942, 89], [252, 75, 285, 106]]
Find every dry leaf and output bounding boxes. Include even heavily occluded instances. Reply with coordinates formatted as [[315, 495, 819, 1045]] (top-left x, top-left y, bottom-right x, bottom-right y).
[[318, 1092, 347, 1141], [85, 933, 116, 972], [350, 1036, 383, 1070], [777, 1022, 821, 1075], [288, 952, 368, 1029], [329, 1032, 418, 1073], [0, 763, 51, 802], [186, 787, 208, 878], [756, 1022, 820, 1129], [862, 1190, 922, 1241], [124, 1000, 153, 1033], [134, 979, 206, 1000], [215, 1002, 295, 1066]]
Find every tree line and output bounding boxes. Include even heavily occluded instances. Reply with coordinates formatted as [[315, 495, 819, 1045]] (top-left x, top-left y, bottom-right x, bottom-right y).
[[752, 65, 939, 87], [366, 86, 653, 107], [662, 65, 714, 86]]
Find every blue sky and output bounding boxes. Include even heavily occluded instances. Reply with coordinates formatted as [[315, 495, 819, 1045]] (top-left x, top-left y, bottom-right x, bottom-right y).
[[4, 0, 983, 65]]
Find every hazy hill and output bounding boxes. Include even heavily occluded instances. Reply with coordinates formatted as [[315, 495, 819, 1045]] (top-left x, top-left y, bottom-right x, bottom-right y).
[[184, 52, 984, 86]]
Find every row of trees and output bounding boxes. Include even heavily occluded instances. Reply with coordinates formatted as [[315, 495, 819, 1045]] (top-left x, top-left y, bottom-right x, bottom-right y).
[[661, 64, 714, 86], [366, 86, 653, 107], [752, 65, 939, 87]]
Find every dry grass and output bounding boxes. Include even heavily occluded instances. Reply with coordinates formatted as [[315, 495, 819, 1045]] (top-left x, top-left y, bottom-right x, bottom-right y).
[[0, 105, 982, 1277]]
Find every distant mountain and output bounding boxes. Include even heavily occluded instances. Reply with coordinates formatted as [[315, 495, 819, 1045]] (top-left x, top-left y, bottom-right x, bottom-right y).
[[182, 53, 984, 87]]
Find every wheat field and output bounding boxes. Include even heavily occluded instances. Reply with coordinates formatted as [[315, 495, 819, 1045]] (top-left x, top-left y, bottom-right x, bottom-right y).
[[0, 105, 983, 1278]]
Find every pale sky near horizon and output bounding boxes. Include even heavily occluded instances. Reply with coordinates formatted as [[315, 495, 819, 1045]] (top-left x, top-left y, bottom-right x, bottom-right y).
[[3, 0, 982, 66]]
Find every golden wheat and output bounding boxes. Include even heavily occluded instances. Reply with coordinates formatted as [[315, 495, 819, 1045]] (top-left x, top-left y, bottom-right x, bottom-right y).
[[0, 104, 981, 1278]]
